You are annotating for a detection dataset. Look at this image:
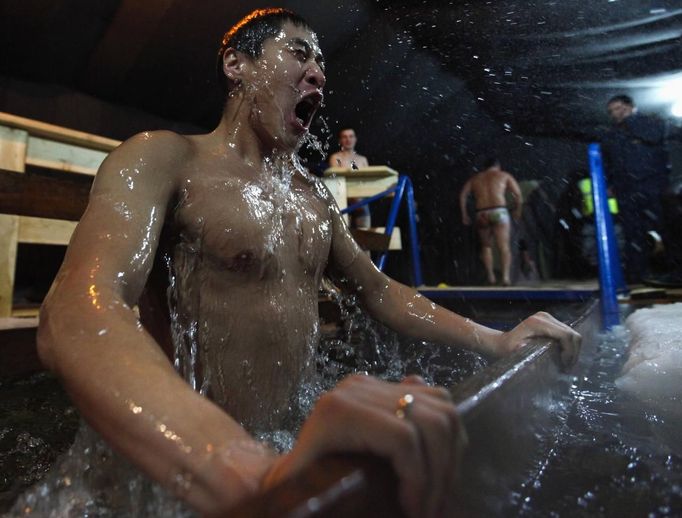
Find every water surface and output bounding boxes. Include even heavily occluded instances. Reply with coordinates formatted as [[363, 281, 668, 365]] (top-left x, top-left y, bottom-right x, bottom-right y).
[[509, 328, 682, 517]]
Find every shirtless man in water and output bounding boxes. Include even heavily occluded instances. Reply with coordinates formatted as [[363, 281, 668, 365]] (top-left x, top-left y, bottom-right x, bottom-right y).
[[460, 159, 523, 286], [37, 9, 579, 517]]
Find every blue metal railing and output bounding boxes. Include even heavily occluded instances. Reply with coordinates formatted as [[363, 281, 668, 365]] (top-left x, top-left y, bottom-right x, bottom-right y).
[[341, 175, 423, 286], [587, 143, 626, 329]]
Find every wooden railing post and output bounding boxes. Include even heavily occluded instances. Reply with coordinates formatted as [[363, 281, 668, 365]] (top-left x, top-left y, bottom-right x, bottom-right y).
[[0, 125, 28, 317]]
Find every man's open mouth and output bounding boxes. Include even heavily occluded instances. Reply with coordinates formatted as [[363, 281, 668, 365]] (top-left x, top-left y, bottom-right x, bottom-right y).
[[294, 92, 322, 129]]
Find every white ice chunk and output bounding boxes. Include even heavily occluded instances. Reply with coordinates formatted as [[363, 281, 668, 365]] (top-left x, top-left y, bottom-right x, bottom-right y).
[[615, 303, 682, 419]]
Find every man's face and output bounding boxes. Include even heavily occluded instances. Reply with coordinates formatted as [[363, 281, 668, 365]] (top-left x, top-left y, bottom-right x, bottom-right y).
[[242, 22, 325, 152], [607, 101, 634, 124], [339, 130, 357, 151]]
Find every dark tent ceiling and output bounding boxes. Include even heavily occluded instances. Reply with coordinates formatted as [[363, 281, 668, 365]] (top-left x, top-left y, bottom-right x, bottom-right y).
[[1, 0, 680, 142]]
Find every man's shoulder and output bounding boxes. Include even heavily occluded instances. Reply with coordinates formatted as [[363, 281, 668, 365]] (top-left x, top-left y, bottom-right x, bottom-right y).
[[303, 169, 336, 205], [116, 130, 193, 161], [328, 151, 343, 163], [102, 130, 194, 181]]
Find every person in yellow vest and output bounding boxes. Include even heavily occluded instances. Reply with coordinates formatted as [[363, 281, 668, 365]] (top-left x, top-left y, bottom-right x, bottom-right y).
[[577, 178, 619, 218], [576, 177, 625, 272]]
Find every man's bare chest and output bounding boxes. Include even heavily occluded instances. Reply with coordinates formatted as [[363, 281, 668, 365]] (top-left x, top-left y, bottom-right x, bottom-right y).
[[173, 173, 333, 276]]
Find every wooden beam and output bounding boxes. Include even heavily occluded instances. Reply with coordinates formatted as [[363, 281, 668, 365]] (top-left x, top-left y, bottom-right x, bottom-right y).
[[0, 216, 19, 317], [0, 112, 120, 152], [372, 226, 402, 250], [0, 166, 91, 221], [18, 217, 77, 246], [0, 126, 27, 316], [350, 228, 391, 251], [0, 126, 29, 171], [26, 136, 108, 176]]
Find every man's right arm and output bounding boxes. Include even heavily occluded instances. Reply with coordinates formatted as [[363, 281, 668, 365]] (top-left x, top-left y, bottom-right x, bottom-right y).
[[37, 131, 276, 515]]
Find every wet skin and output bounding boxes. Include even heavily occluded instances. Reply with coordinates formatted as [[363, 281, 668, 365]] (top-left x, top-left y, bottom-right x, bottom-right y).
[[460, 166, 523, 221], [37, 21, 581, 518], [169, 143, 335, 430], [459, 166, 523, 285], [328, 149, 369, 168]]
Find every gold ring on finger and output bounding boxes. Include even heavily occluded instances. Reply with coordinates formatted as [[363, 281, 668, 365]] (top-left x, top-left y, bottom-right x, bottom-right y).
[[395, 393, 414, 419]]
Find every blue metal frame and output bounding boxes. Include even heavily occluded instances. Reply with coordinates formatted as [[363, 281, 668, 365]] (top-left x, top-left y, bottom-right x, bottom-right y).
[[341, 175, 424, 286], [419, 288, 595, 302], [588, 143, 625, 329]]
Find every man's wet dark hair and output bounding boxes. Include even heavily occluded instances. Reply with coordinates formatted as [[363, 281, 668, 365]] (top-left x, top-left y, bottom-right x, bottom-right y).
[[482, 157, 501, 170], [338, 128, 356, 138], [216, 8, 313, 92], [607, 94, 634, 106]]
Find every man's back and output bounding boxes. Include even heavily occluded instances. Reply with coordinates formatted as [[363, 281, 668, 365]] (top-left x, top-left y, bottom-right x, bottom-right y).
[[459, 164, 523, 285], [468, 168, 517, 210]]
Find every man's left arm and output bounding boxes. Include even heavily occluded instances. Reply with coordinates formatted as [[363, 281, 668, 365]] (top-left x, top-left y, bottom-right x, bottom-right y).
[[325, 190, 581, 367]]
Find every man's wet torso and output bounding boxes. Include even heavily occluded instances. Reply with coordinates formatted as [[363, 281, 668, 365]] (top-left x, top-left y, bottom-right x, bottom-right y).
[[469, 169, 512, 210], [155, 135, 334, 432]]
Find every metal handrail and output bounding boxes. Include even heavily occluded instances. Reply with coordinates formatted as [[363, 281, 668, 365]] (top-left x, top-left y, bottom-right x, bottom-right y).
[[230, 300, 600, 517], [588, 143, 625, 329]]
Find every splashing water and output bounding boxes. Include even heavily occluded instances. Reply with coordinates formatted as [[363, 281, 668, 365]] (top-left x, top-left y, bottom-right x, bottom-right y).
[[9, 424, 195, 518], [6, 287, 487, 515], [260, 288, 488, 452], [300, 131, 327, 162]]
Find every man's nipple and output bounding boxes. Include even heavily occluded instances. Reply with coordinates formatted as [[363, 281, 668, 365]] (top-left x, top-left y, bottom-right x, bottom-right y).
[[228, 250, 257, 272]]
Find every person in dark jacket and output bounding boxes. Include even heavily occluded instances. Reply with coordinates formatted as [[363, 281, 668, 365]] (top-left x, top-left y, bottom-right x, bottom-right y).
[[601, 94, 679, 283]]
